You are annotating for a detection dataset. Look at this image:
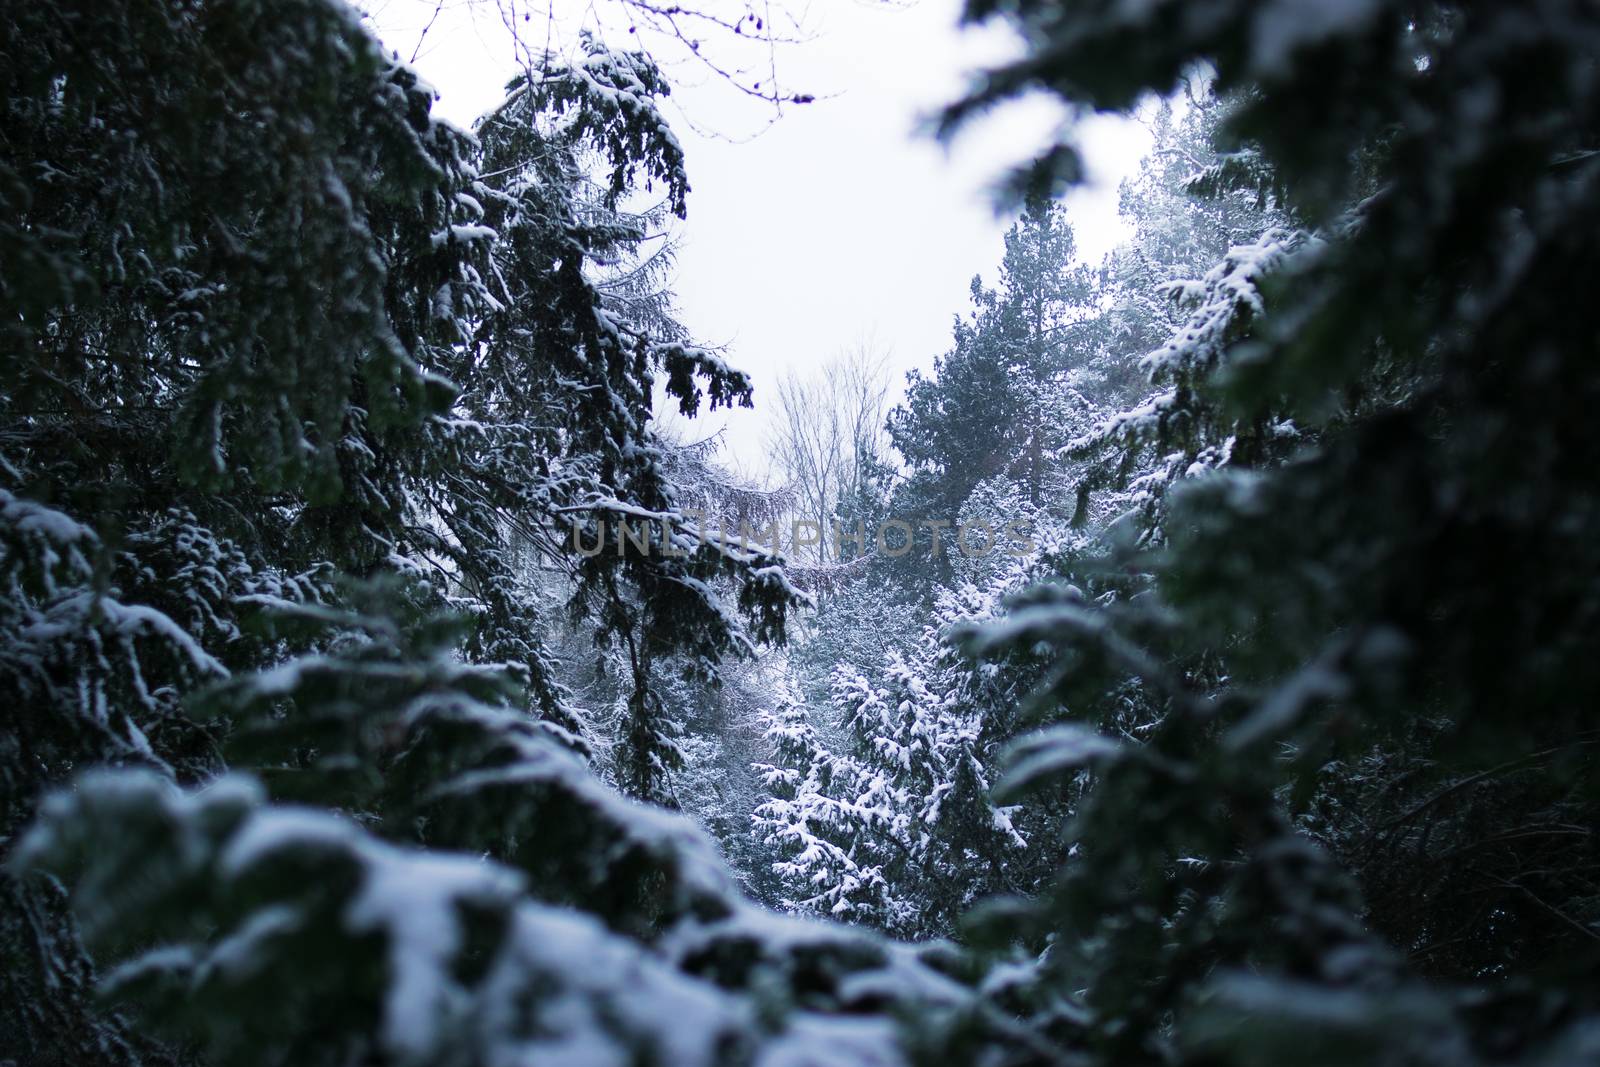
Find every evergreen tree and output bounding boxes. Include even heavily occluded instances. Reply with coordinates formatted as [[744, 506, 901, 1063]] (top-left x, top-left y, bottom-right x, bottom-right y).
[[755, 572, 1034, 939], [9, 0, 1600, 1064], [0, 2, 801, 1060], [889, 198, 1096, 530], [936, 1, 1600, 1062]]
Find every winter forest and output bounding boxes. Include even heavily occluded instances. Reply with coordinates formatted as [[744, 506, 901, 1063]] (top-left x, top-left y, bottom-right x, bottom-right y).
[[4, 0, 1600, 1064]]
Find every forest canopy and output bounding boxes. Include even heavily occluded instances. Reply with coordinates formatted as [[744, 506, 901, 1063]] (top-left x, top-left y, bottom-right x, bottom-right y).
[[3, 2, 1598, 1066]]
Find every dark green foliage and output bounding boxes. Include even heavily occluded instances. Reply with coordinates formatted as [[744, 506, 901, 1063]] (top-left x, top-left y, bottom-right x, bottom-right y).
[[8, 0, 1600, 1064], [935, 0, 1600, 1062], [0, 0, 799, 1061], [889, 197, 1095, 523], [1, 0, 464, 501]]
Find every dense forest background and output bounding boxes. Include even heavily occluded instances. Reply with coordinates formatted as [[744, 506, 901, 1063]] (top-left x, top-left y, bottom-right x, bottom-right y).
[[4, 2, 1599, 1065]]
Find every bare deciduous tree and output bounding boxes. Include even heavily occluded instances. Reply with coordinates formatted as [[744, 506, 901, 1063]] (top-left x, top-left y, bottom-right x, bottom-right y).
[[766, 343, 893, 563]]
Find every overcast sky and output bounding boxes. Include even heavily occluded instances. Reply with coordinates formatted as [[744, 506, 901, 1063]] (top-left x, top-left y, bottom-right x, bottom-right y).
[[364, 0, 1151, 477]]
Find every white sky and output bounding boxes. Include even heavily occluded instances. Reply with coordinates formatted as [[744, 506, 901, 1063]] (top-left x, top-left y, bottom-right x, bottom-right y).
[[363, 0, 1151, 477]]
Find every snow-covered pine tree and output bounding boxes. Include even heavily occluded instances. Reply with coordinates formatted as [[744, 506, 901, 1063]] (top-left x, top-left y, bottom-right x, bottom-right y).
[[936, 1, 1600, 1061], [755, 571, 1033, 939], [1064, 222, 1306, 538], [0, 2, 802, 1061], [411, 32, 801, 802], [1053, 86, 1290, 537], [752, 689, 909, 926], [1, 2, 478, 1054]]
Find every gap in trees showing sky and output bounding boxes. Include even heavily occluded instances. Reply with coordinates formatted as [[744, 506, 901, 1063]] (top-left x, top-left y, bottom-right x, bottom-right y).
[[363, 0, 1152, 476]]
